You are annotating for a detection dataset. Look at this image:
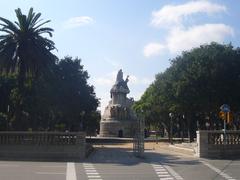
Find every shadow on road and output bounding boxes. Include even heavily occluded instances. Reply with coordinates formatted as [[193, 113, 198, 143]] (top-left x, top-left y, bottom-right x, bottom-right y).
[[85, 143, 201, 168]]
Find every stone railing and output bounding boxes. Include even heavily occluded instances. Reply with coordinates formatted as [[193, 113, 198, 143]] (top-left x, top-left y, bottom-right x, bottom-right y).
[[208, 131, 240, 145], [0, 131, 86, 160], [196, 130, 240, 158]]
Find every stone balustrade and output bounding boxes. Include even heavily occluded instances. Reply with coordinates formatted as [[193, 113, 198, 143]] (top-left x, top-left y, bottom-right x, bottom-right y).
[[0, 131, 86, 160], [196, 130, 240, 158]]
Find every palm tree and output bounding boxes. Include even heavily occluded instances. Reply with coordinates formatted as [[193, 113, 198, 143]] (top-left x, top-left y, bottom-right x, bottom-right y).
[[0, 7, 57, 88], [0, 8, 57, 130]]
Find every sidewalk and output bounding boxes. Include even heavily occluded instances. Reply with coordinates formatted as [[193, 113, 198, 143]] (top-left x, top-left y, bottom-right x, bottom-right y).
[[93, 142, 196, 157]]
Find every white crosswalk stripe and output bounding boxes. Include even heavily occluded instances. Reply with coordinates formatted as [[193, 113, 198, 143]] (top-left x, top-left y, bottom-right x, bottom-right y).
[[66, 162, 77, 180], [83, 163, 102, 180], [152, 163, 184, 180]]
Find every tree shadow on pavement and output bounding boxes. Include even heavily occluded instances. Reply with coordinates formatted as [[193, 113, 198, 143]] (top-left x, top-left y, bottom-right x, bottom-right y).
[[85, 144, 201, 167]]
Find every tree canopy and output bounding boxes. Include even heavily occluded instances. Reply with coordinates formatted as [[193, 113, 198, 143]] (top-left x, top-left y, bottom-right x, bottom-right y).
[[0, 8, 57, 83], [0, 8, 100, 133], [134, 42, 240, 140]]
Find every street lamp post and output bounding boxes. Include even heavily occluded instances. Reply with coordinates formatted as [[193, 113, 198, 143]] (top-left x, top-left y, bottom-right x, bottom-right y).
[[182, 115, 185, 142], [205, 122, 210, 130], [169, 112, 174, 144], [177, 121, 180, 138], [7, 105, 10, 131], [80, 111, 85, 131]]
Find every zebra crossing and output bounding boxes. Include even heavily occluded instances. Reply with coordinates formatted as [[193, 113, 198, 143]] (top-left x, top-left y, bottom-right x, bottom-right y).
[[82, 163, 183, 180], [152, 164, 184, 180], [83, 163, 102, 180]]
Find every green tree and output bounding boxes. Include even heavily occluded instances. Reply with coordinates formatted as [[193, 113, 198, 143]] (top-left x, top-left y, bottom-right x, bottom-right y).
[[0, 75, 16, 130], [0, 7, 57, 86], [135, 42, 240, 141], [55, 56, 99, 132], [0, 8, 57, 129]]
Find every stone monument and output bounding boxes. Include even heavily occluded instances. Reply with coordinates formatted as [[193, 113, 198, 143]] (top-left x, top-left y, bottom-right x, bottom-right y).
[[100, 69, 137, 137]]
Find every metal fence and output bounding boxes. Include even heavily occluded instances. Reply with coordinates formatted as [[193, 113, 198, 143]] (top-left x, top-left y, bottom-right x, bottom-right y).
[[133, 116, 144, 157]]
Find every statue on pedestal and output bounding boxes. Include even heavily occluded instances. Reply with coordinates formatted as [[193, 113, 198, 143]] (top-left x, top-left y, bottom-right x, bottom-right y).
[[100, 69, 136, 137]]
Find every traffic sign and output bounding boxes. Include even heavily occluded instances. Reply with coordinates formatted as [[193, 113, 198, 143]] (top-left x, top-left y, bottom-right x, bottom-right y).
[[220, 104, 230, 113], [219, 111, 233, 124], [219, 111, 225, 120]]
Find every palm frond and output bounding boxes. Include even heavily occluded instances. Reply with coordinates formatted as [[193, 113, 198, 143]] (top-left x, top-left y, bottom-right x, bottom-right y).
[[27, 7, 34, 23], [36, 27, 54, 37], [0, 17, 19, 33], [31, 12, 41, 26], [33, 20, 51, 30], [0, 7, 57, 79], [0, 29, 15, 36]]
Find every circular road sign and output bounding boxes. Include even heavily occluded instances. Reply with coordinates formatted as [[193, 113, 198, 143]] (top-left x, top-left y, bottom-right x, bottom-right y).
[[220, 104, 230, 113]]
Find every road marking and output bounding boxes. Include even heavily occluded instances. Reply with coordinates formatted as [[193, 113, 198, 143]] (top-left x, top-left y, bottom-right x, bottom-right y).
[[83, 163, 102, 180], [152, 164, 174, 180], [88, 175, 101, 178], [201, 160, 236, 180], [159, 178, 174, 180], [157, 171, 169, 174], [155, 168, 166, 171], [86, 170, 97, 172], [84, 165, 94, 167], [158, 174, 171, 177], [164, 165, 184, 180], [87, 172, 99, 175], [152, 164, 184, 180], [66, 162, 77, 180]]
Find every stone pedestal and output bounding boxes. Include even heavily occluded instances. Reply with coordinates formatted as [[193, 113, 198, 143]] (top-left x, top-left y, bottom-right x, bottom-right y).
[[100, 120, 134, 137]]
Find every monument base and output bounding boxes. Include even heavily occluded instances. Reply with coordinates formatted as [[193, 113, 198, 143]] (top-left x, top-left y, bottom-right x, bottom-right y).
[[100, 119, 135, 137]]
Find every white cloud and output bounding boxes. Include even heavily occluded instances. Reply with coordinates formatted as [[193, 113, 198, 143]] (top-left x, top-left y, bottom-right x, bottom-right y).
[[167, 24, 234, 54], [151, 1, 226, 28], [143, 43, 165, 57], [129, 75, 153, 85], [64, 16, 94, 29], [94, 77, 113, 86], [104, 57, 121, 68], [93, 71, 117, 86], [144, 1, 233, 57]]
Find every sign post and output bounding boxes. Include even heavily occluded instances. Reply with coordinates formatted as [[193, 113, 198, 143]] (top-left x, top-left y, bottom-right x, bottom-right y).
[[220, 104, 230, 144]]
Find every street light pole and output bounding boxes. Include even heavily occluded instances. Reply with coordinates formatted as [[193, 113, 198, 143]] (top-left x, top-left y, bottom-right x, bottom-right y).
[[182, 115, 185, 142], [7, 105, 10, 131], [169, 113, 174, 145]]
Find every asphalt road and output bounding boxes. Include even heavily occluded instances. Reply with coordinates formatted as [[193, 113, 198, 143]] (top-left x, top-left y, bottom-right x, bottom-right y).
[[0, 144, 239, 180]]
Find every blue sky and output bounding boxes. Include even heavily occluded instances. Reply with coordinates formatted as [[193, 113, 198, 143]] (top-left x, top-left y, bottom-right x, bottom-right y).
[[0, 0, 239, 113]]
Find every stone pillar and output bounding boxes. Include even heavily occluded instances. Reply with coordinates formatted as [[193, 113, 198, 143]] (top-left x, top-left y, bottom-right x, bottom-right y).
[[196, 130, 209, 158]]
